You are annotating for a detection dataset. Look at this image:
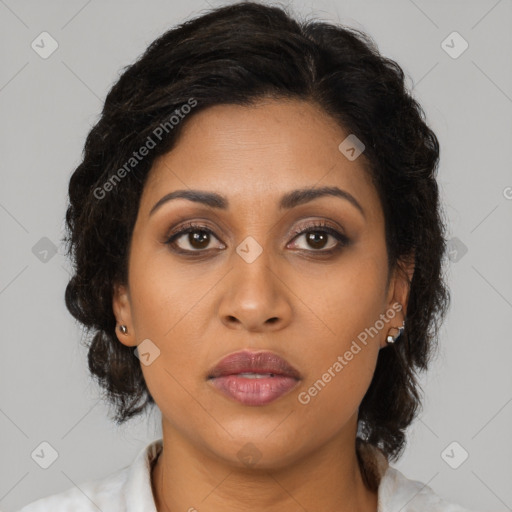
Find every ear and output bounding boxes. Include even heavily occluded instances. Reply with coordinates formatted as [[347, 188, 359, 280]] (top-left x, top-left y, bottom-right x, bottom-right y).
[[380, 253, 415, 349], [112, 282, 137, 347]]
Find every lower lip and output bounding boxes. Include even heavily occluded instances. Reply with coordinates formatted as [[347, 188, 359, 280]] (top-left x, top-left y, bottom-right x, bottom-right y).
[[209, 375, 299, 405]]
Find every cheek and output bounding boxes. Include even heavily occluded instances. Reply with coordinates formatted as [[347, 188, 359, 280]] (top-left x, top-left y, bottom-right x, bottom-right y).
[[293, 253, 387, 409], [128, 244, 206, 340], [126, 245, 223, 394], [297, 248, 388, 345]]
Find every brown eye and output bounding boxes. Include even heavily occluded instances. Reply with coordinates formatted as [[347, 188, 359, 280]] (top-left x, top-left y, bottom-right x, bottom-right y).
[[304, 231, 332, 250], [164, 223, 226, 253], [291, 230, 338, 251], [164, 220, 349, 256], [183, 230, 211, 250], [288, 222, 349, 253]]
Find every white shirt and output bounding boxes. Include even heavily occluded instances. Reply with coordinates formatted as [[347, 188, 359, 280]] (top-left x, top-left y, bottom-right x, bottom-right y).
[[18, 438, 473, 511]]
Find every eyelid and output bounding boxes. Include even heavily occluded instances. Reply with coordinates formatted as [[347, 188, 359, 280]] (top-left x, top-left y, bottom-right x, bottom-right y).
[[289, 218, 346, 238], [287, 220, 350, 251], [164, 220, 225, 243], [163, 218, 350, 254]]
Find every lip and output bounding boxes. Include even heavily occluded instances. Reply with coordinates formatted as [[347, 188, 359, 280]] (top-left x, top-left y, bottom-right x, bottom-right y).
[[207, 350, 302, 406]]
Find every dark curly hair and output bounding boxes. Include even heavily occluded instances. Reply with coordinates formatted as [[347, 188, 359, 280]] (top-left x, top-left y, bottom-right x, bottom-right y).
[[63, 0, 449, 480]]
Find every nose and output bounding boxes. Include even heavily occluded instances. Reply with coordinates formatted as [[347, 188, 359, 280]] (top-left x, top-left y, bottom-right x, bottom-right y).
[[218, 248, 293, 333]]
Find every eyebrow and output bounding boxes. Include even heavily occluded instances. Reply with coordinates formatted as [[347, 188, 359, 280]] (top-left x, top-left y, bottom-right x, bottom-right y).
[[149, 185, 365, 218]]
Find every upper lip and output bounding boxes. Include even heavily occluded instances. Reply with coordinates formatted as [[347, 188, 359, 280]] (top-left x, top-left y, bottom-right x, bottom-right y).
[[207, 350, 302, 380]]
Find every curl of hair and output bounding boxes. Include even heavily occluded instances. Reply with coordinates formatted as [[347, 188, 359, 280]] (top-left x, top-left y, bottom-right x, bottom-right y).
[[64, 1, 449, 478]]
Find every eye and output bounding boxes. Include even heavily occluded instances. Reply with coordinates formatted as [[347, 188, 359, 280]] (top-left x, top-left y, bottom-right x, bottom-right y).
[[164, 222, 226, 253], [287, 221, 349, 253], [164, 220, 349, 255]]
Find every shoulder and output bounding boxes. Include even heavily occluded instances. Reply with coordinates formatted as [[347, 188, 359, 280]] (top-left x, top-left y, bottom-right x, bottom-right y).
[[357, 441, 474, 512], [17, 466, 127, 512], [378, 466, 474, 512], [17, 439, 163, 512]]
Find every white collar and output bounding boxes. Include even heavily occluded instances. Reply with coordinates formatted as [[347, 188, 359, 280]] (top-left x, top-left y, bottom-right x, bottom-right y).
[[119, 438, 470, 512]]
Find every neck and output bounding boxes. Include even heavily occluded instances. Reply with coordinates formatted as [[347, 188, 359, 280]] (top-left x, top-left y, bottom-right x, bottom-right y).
[[151, 423, 379, 512]]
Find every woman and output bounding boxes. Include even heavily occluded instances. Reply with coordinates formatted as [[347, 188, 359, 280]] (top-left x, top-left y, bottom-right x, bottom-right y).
[[19, 2, 473, 511]]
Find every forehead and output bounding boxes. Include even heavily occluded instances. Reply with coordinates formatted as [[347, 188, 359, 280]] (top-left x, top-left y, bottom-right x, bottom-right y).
[[140, 98, 379, 218]]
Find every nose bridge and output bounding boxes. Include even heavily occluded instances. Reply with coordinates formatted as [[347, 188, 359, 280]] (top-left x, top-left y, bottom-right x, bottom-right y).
[[233, 233, 278, 306], [218, 231, 292, 331]]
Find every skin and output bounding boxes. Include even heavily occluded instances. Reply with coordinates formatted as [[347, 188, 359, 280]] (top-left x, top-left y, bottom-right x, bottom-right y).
[[113, 98, 413, 512]]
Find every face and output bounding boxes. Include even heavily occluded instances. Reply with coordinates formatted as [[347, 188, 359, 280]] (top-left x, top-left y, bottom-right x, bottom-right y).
[[113, 98, 411, 468]]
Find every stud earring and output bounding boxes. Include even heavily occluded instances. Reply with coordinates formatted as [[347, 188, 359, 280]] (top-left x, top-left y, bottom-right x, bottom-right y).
[[386, 322, 405, 344], [119, 325, 128, 335]]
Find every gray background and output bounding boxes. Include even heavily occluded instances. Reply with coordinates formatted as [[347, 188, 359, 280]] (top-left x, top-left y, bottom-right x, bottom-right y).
[[1, 0, 511, 510]]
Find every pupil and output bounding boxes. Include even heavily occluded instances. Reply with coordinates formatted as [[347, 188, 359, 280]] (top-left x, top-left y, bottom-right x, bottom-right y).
[[308, 232, 326, 249], [186, 230, 328, 250], [190, 231, 209, 248]]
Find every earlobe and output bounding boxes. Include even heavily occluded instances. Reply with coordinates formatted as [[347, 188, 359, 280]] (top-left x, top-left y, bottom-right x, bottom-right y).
[[381, 255, 415, 349], [112, 283, 136, 346]]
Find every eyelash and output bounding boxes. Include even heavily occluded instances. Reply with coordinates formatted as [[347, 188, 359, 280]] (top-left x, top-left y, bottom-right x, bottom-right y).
[[163, 220, 350, 256]]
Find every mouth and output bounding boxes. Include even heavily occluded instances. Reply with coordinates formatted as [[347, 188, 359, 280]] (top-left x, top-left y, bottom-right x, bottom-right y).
[[207, 350, 302, 406]]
